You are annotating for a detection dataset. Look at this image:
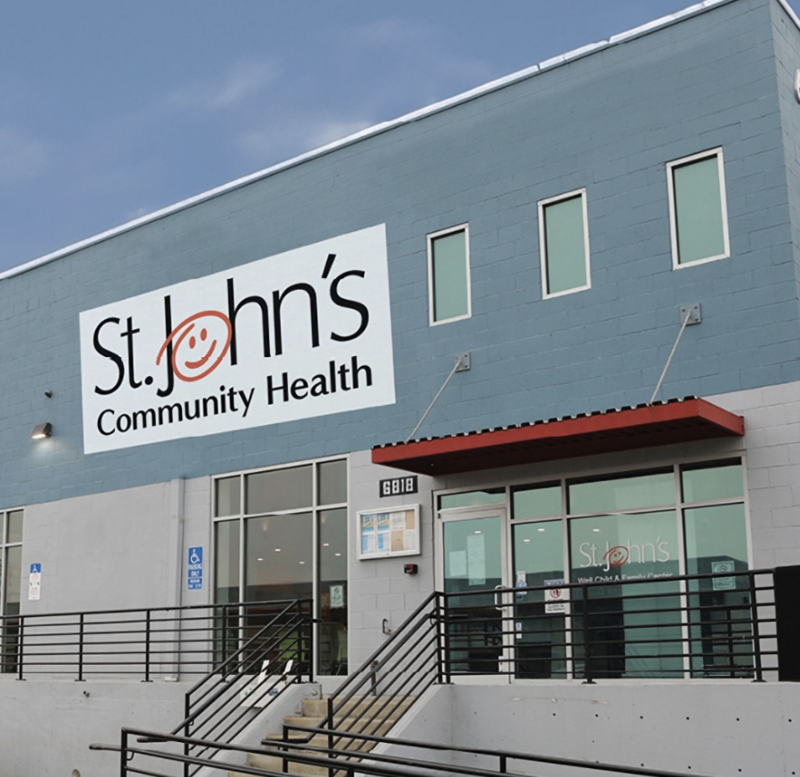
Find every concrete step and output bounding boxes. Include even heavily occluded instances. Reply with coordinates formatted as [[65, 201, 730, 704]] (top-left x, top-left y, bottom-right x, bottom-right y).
[[229, 696, 415, 777], [300, 695, 415, 721]]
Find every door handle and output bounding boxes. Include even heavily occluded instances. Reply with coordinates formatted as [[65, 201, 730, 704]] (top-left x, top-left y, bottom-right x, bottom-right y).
[[494, 585, 507, 611]]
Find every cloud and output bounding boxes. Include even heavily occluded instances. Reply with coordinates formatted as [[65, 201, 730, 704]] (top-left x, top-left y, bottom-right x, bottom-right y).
[[0, 125, 48, 184], [166, 57, 282, 112]]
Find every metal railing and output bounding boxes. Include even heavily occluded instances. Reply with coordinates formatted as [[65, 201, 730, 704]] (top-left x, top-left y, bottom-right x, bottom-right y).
[[291, 592, 442, 757], [92, 726, 725, 777], [273, 569, 776, 768], [440, 569, 776, 683], [170, 598, 313, 776], [0, 599, 306, 681]]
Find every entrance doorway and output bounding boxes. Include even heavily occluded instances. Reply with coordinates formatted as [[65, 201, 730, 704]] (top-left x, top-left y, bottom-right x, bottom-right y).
[[437, 505, 567, 680]]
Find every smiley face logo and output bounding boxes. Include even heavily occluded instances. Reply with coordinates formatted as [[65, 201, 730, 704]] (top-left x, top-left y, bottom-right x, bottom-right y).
[[603, 545, 630, 568], [156, 310, 232, 383]]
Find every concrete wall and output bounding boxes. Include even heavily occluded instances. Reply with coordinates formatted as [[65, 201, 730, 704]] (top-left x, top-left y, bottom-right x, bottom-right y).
[[1, 0, 797, 511], [376, 681, 800, 777], [20, 475, 211, 616], [0, 677, 190, 777]]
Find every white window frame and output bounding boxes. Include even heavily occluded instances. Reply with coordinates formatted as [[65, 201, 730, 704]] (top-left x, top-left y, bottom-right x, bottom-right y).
[[211, 455, 350, 677], [427, 224, 472, 326], [667, 148, 730, 270], [538, 188, 591, 299], [0, 508, 24, 616]]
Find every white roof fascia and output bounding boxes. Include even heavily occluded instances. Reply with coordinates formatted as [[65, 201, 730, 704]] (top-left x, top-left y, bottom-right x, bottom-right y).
[[777, 0, 800, 29], [1, 0, 743, 282]]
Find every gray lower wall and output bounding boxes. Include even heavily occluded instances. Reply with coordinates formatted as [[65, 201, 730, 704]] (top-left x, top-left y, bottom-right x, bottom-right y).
[[380, 682, 800, 777], [0, 677, 190, 777], [21, 476, 211, 616]]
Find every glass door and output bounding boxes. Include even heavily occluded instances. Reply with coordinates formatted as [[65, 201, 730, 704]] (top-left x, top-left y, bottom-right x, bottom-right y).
[[438, 508, 513, 680]]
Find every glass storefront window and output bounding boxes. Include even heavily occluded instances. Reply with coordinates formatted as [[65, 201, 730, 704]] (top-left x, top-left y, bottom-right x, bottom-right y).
[[246, 465, 313, 514], [570, 511, 682, 678], [681, 461, 743, 503], [512, 484, 561, 519], [214, 520, 240, 604], [214, 458, 348, 675], [318, 461, 347, 506], [440, 489, 504, 510], [569, 471, 673, 515], [684, 502, 752, 677], [440, 459, 749, 680], [1, 510, 23, 674], [319, 508, 348, 675], [513, 521, 566, 678], [245, 514, 313, 601], [215, 477, 240, 518]]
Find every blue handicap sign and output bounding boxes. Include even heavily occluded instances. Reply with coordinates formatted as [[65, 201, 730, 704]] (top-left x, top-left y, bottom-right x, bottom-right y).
[[30, 563, 42, 575], [187, 547, 203, 590]]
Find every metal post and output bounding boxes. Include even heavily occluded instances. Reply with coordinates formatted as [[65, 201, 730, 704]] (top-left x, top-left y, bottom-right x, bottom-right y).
[[748, 571, 765, 683], [16, 617, 24, 681], [499, 754, 507, 774], [143, 610, 152, 682], [282, 725, 290, 773], [435, 594, 445, 685], [221, 604, 229, 670], [306, 601, 315, 684], [581, 585, 595, 685], [120, 729, 127, 777], [443, 595, 452, 684], [77, 613, 86, 682], [327, 696, 335, 774]]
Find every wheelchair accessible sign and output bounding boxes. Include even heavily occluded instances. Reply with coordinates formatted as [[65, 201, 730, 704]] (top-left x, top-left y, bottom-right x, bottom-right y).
[[187, 547, 203, 590]]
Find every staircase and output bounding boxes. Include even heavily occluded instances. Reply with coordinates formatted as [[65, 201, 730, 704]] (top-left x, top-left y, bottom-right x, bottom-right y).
[[229, 695, 415, 776]]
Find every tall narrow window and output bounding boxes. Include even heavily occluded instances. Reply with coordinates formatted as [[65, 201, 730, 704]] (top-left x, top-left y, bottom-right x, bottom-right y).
[[1, 510, 23, 674], [667, 149, 729, 267], [428, 225, 470, 325], [213, 458, 348, 676], [539, 189, 590, 298]]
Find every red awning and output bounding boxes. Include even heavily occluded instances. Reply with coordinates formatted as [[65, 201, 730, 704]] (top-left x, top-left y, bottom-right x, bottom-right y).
[[372, 397, 744, 476]]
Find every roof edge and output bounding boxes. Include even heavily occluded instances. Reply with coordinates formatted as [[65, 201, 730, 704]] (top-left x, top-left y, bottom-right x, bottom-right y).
[[1, 0, 746, 282]]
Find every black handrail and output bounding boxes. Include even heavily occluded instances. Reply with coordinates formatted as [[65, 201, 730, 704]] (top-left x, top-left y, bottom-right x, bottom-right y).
[[439, 568, 776, 682], [266, 568, 776, 769], [301, 591, 442, 755], [166, 598, 313, 777], [0, 599, 301, 681], [93, 725, 724, 777]]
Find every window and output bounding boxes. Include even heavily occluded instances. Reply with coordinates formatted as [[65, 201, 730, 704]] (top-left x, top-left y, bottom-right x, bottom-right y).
[[439, 459, 750, 680], [539, 189, 590, 298], [667, 148, 730, 267], [428, 225, 471, 324], [213, 458, 348, 676], [1, 510, 23, 674], [0, 510, 23, 618]]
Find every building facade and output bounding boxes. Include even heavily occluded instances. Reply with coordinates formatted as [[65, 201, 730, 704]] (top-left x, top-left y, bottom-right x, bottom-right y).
[[2, 0, 800, 773]]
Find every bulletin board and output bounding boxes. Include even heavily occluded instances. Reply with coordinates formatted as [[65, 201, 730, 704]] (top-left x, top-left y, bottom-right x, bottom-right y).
[[357, 505, 420, 560]]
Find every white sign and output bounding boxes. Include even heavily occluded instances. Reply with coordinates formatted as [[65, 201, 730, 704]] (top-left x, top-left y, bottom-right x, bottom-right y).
[[29, 563, 41, 601], [711, 560, 736, 591], [80, 225, 395, 453], [330, 584, 345, 609], [544, 578, 567, 614]]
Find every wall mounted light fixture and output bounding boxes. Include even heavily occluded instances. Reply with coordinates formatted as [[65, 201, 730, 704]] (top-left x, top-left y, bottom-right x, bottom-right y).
[[31, 422, 52, 440]]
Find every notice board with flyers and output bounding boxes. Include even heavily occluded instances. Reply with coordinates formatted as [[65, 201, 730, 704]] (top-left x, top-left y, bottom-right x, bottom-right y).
[[357, 505, 420, 559]]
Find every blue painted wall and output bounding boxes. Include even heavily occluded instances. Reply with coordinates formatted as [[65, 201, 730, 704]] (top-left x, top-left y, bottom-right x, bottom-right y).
[[1, 0, 797, 506]]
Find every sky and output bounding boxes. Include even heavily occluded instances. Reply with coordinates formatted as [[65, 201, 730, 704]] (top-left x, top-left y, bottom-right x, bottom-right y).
[[1, 0, 734, 274]]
